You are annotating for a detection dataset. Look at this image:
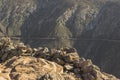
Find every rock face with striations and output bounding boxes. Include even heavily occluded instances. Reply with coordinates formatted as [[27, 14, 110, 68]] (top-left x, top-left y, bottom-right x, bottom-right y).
[[0, 0, 120, 78], [0, 37, 119, 80], [75, 0, 120, 78], [0, 0, 100, 47]]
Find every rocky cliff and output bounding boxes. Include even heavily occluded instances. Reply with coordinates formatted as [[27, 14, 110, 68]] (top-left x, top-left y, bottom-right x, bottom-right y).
[[0, 37, 119, 80], [0, 0, 120, 78], [0, 0, 100, 47], [75, 0, 120, 77]]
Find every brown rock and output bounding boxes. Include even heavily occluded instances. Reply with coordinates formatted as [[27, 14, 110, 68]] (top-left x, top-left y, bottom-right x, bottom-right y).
[[73, 68, 80, 74], [53, 58, 65, 65], [80, 60, 93, 73], [64, 64, 73, 71], [65, 52, 79, 63], [82, 73, 96, 80], [0, 71, 11, 80], [43, 47, 49, 53], [63, 48, 76, 53], [40, 73, 65, 80], [0, 37, 118, 80], [3, 56, 63, 80], [0, 77, 7, 80]]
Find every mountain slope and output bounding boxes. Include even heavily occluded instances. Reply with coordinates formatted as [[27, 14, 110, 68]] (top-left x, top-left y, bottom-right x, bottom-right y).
[[0, 0, 120, 78], [75, 1, 120, 77], [0, 0, 99, 48]]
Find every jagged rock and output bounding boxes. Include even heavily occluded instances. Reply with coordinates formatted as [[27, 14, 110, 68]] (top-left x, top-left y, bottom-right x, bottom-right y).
[[52, 58, 65, 65], [82, 73, 96, 80], [80, 60, 93, 74], [63, 74, 76, 80], [3, 56, 64, 80], [40, 73, 65, 80], [0, 77, 7, 80], [40, 73, 76, 80], [0, 37, 118, 80], [0, 73, 11, 80], [64, 64, 73, 71], [73, 58, 86, 68], [65, 52, 79, 63], [0, 65, 11, 80], [63, 48, 77, 53], [0, 0, 120, 77]]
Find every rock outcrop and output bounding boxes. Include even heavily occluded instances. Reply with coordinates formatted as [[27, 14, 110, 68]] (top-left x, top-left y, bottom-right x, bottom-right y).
[[0, 0, 120, 78], [0, 37, 119, 80]]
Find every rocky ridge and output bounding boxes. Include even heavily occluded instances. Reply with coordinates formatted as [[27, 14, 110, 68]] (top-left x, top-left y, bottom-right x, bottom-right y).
[[0, 37, 119, 80], [0, 0, 120, 78]]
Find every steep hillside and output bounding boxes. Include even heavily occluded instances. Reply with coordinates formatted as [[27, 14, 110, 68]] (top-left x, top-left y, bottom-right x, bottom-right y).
[[0, 0, 120, 78], [0, 0, 37, 36], [75, 0, 120, 78], [0, 0, 99, 47]]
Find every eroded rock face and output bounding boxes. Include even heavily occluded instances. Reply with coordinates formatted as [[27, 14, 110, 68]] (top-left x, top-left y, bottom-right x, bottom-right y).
[[0, 0, 120, 78], [3, 56, 63, 80], [0, 37, 118, 80], [75, 1, 120, 78], [0, 0, 99, 48]]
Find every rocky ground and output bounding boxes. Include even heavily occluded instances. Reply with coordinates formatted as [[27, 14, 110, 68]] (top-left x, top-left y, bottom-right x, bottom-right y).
[[1, 0, 120, 77], [0, 37, 119, 80]]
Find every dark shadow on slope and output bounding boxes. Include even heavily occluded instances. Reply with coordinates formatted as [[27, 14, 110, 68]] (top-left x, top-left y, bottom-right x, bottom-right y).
[[74, 1, 120, 78], [21, 0, 75, 48]]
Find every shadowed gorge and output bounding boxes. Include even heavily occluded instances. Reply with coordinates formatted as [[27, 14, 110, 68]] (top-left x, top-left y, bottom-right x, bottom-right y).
[[75, 1, 120, 77], [0, 0, 120, 78]]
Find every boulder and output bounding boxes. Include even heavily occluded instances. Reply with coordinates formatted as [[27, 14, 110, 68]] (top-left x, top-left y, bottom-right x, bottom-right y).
[[3, 56, 63, 80]]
